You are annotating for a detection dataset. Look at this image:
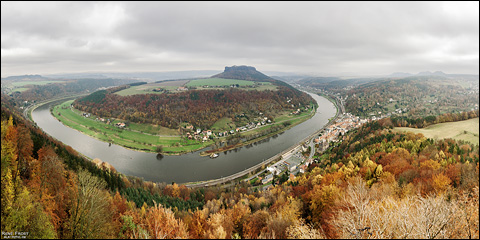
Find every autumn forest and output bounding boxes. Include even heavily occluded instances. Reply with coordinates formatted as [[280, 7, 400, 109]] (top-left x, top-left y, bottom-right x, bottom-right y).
[[1, 89, 478, 238], [73, 84, 313, 130]]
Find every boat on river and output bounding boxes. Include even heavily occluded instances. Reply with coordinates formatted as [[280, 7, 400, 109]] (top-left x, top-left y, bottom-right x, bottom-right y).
[[210, 153, 219, 158]]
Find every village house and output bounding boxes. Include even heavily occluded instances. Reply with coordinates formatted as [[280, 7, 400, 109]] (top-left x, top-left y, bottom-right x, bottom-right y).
[[299, 164, 308, 174], [301, 145, 308, 152], [286, 162, 297, 172], [262, 174, 273, 184], [177, 87, 188, 91], [267, 166, 281, 175], [289, 173, 295, 181]]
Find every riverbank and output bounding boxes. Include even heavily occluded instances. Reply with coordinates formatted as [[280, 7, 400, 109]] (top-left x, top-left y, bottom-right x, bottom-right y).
[[24, 93, 90, 122], [51, 100, 212, 155], [199, 106, 317, 156], [50, 98, 317, 156]]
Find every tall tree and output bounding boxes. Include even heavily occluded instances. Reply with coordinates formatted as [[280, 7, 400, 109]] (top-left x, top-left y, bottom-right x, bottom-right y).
[[66, 169, 113, 239]]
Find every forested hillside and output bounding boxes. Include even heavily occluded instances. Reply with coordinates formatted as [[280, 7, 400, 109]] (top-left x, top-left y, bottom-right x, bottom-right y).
[[344, 76, 479, 118], [300, 75, 479, 120], [11, 78, 138, 104], [2, 92, 478, 239], [74, 83, 313, 129]]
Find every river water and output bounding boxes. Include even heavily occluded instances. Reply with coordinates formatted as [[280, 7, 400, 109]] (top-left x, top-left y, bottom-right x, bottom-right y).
[[31, 92, 336, 184]]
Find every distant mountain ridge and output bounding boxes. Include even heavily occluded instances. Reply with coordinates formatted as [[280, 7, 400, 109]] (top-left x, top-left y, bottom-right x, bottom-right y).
[[212, 65, 275, 82], [387, 71, 448, 78], [44, 70, 219, 82], [1, 74, 49, 81]]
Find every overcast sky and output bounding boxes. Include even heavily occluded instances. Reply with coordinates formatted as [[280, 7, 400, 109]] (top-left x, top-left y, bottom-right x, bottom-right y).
[[1, 1, 479, 78]]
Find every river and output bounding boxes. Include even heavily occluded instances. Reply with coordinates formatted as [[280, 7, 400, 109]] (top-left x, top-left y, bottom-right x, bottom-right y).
[[31, 92, 336, 184]]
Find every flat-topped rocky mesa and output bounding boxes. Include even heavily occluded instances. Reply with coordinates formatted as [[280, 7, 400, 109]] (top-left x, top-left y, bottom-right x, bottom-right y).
[[212, 65, 274, 81]]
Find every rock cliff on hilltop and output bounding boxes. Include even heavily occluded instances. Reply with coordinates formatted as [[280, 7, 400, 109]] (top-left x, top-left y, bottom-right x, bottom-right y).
[[212, 65, 274, 82]]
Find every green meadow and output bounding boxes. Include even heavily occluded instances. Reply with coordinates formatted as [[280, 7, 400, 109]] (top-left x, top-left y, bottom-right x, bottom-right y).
[[186, 78, 277, 91], [394, 118, 479, 145], [115, 78, 277, 96], [52, 100, 213, 154], [185, 78, 255, 87]]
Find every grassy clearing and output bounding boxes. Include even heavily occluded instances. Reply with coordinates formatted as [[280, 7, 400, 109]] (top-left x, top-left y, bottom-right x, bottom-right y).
[[186, 78, 277, 91], [394, 118, 479, 145], [52, 100, 214, 154], [186, 78, 255, 87], [115, 85, 177, 96], [115, 78, 277, 96], [127, 122, 179, 135], [115, 81, 188, 96], [12, 88, 30, 93], [211, 117, 235, 131], [114, 86, 159, 96]]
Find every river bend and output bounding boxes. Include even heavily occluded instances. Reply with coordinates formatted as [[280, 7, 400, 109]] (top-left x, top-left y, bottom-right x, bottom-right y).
[[31, 92, 336, 184]]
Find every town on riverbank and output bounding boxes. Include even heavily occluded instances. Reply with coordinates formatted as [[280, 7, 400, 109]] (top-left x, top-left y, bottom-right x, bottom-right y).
[[238, 111, 369, 191]]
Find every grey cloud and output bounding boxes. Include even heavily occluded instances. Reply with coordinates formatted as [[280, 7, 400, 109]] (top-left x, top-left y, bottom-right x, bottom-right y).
[[1, 1, 478, 77]]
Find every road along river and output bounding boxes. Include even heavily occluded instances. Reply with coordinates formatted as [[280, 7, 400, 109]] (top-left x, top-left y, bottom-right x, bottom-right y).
[[31, 92, 336, 184]]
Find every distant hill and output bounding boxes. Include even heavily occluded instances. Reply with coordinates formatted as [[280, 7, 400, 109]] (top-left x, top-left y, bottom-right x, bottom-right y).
[[387, 71, 448, 78], [212, 65, 275, 82], [1, 74, 49, 81], [387, 72, 414, 78], [417, 71, 447, 76], [343, 75, 479, 119], [45, 70, 220, 82]]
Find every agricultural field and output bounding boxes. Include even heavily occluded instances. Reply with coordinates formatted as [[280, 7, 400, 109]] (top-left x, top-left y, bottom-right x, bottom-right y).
[[394, 117, 479, 145], [115, 80, 189, 96], [115, 78, 277, 96], [186, 78, 255, 87], [186, 78, 277, 91]]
